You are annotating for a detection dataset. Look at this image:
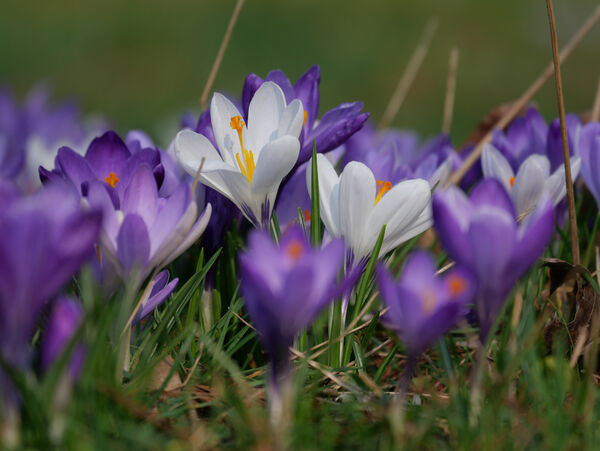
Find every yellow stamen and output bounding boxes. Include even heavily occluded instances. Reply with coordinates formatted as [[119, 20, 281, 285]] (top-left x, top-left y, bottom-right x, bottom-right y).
[[375, 180, 392, 205], [303, 111, 308, 127], [303, 209, 311, 222], [447, 274, 468, 297], [104, 172, 119, 188], [286, 239, 304, 261], [509, 176, 515, 188], [95, 245, 102, 264], [230, 115, 255, 183]]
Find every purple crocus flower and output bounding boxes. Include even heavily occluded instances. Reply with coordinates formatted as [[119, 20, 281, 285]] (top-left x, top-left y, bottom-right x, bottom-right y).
[[239, 225, 346, 384], [433, 179, 555, 341], [341, 122, 456, 188], [376, 251, 475, 356], [41, 297, 85, 380], [133, 270, 179, 323], [241, 65, 369, 166], [0, 181, 101, 410], [576, 121, 600, 207], [85, 164, 210, 316], [40, 130, 164, 200]]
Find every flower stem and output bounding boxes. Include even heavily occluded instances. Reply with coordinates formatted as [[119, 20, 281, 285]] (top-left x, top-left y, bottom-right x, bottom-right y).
[[545, 0, 580, 266]]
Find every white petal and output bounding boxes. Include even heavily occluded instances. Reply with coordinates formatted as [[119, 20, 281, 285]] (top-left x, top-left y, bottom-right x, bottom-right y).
[[368, 178, 431, 256], [174, 130, 224, 176], [252, 136, 300, 193], [210, 93, 244, 166], [338, 161, 376, 260], [277, 99, 304, 139], [163, 204, 212, 266], [428, 156, 453, 189], [482, 143, 514, 191], [246, 81, 286, 151], [512, 155, 550, 217], [544, 156, 581, 207], [381, 205, 432, 254], [306, 154, 341, 237]]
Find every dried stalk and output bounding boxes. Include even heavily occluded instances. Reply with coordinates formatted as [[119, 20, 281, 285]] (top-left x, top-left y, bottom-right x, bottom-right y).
[[442, 46, 459, 134], [545, 0, 580, 265], [591, 77, 600, 122], [200, 0, 246, 110], [379, 19, 438, 130]]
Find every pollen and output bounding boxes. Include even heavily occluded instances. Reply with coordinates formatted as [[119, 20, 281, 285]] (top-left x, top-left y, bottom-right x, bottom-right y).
[[303, 209, 311, 222], [286, 239, 304, 261], [303, 111, 308, 127], [104, 172, 120, 188], [509, 176, 515, 188], [375, 180, 392, 205], [447, 274, 468, 297], [230, 115, 255, 183]]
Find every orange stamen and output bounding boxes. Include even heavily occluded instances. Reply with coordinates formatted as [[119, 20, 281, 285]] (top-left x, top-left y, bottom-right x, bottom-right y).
[[104, 172, 119, 188], [95, 245, 102, 264], [375, 180, 392, 205], [230, 115, 255, 183], [303, 209, 311, 222], [286, 239, 304, 261], [303, 111, 308, 127], [509, 176, 515, 188], [447, 274, 468, 297]]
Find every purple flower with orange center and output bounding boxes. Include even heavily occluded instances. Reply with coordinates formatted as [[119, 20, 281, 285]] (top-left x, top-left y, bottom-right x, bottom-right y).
[[239, 225, 347, 385], [40, 130, 164, 200], [376, 251, 474, 357], [433, 179, 555, 341]]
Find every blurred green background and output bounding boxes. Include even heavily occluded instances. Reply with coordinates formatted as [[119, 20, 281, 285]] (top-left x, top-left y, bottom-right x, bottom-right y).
[[1, 0, 599, 146]]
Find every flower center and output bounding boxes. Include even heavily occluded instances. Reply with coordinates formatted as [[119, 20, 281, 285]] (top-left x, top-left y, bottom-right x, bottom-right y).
[[104, 171, 119, 188], [286, 239, 304, 261], [422, 289, 437, 314], [303, 209, 311, 222], [230, 115, 255, 183], [509, 176, 515, 188], [447, 274, 468, 297], [375, 180, 392, 205]]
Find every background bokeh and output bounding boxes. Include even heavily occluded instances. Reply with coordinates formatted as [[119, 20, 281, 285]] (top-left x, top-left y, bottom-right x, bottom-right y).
[[1, 0, 599, 146]]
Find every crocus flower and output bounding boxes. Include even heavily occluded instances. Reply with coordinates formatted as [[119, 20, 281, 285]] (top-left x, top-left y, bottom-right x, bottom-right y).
[[482, 143, 580, 217], [307, 154, 432, 264], [133, 270, 179, 323], [239, 225, 346, 383], [175, 82, 303, 228], [376, 251, 474, 357], [41, 297, 85, 380], [85, 164, 211, 286], [241, 65, 369, 165], [341, 123, 456, 189], [575, 121, 600, 208], [433, 179, 554, 341], [40, 130, 164, 200], [0, 181, 101, 411]]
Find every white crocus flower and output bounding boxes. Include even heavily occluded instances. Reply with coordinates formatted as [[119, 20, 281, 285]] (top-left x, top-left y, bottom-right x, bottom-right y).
[[482, 143, 581, 218], [307, 154, 432, 263], [175, 82, 304, 227]]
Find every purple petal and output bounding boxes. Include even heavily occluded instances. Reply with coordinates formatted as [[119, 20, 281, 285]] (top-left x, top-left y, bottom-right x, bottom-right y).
[[293, 65, 320, 131], [469, 179, 516, 218], [55, 146, 96, 193], [432, 188, 473, 266], [265, 70, 295, 103], [117, 214, 150, 277], [85, 131, 131, 179], [241, 73, 264, 120], [122, 164, 159, 225]]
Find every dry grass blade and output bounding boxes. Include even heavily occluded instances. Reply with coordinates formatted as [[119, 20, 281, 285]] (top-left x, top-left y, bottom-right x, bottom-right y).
[[442, 46, 459, 134], [446, 4, 600, 187], [199, 0, 246, 110], [545, 0, 580, 265], [592, 77, 600, 122], [379, 18, 438, 130]]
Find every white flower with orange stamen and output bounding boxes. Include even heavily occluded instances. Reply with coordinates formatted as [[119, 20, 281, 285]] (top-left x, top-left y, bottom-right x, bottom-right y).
[[307, 154, 432, 263], [481, 143, 580, 218], [174, 82, 304, 227]]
